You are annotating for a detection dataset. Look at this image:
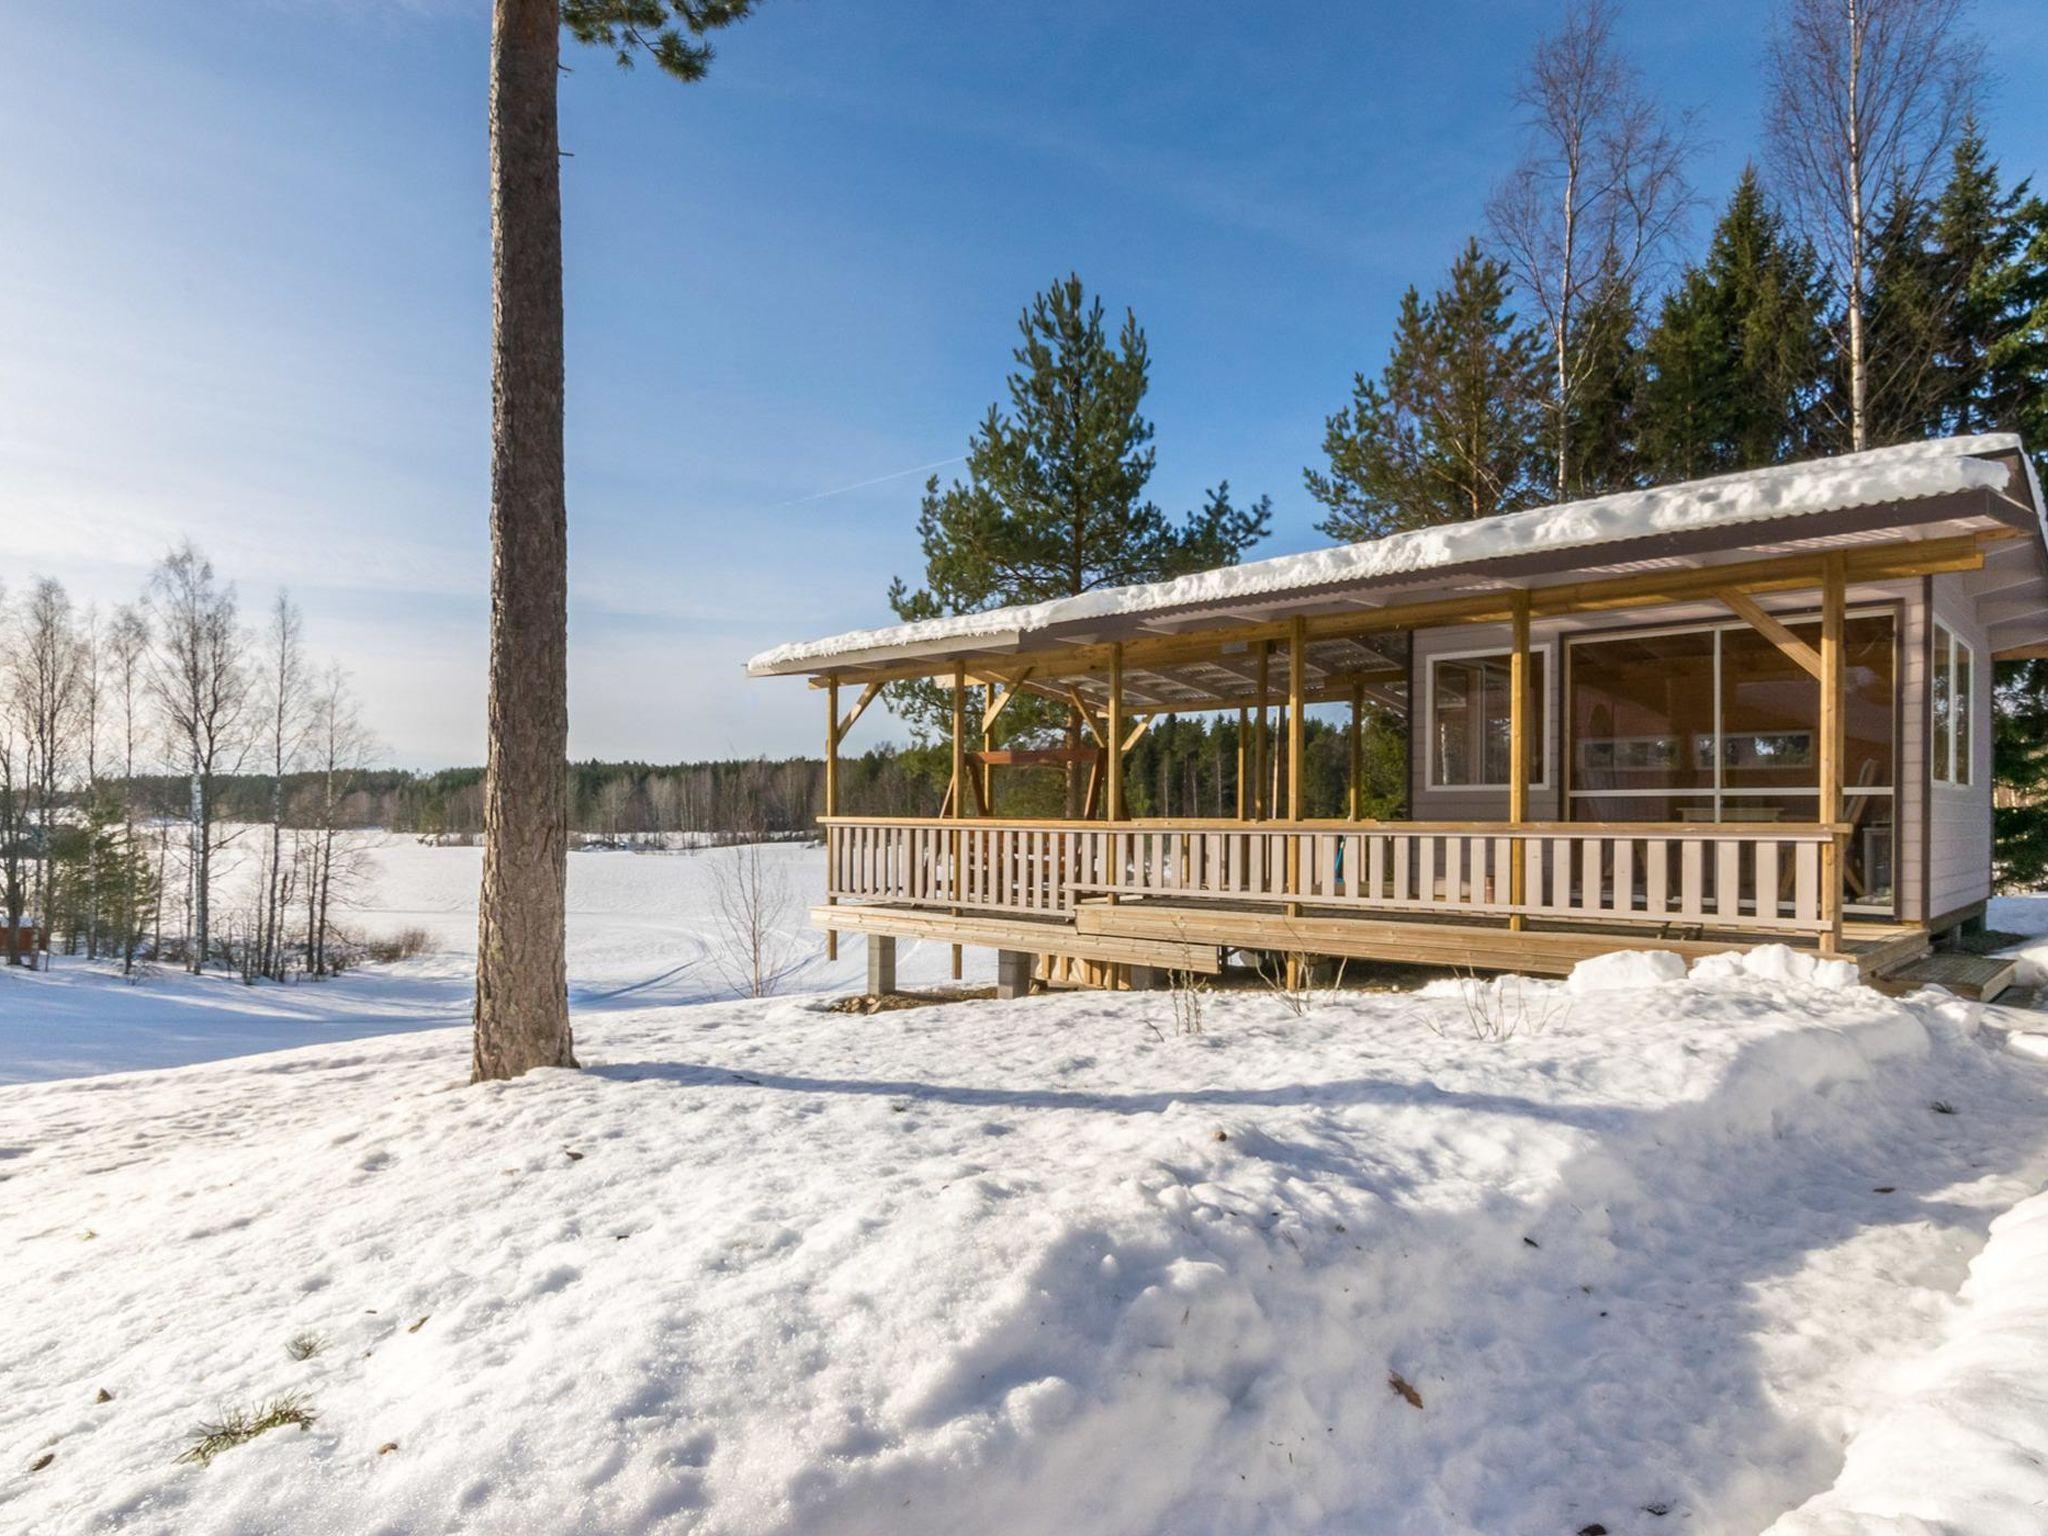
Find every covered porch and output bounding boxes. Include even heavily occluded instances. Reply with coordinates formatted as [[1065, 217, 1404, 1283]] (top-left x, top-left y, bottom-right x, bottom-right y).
[[749, 438, 2048, 991]]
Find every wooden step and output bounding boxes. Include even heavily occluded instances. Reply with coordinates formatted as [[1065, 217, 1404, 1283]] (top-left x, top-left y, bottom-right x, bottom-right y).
[[1876, 950, 2019, 1002]]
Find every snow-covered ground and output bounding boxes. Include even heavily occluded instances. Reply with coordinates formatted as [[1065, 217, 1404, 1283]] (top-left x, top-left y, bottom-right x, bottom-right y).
[[5, 919, 2048, 1533], [0, 835, 984, 1085]]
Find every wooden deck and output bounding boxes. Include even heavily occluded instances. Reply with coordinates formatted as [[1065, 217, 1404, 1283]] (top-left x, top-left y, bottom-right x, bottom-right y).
[[816, 896, 1930, 985]]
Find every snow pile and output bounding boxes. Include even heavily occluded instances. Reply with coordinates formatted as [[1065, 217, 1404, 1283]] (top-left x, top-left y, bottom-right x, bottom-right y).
[[1691, 942, 1863, 993], [6, 963, 2048, 1534], [1763, 1191, 2048, 1536], [1990, 892, 2048, 988], [748, 435, 2020, 672], [1565, 947, 1687, 993]]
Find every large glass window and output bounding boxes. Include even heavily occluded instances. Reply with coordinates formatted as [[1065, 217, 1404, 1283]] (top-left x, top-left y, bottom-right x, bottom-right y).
[[1429, 651, 1546, 788], [1932, 622, 1974, 788], [1569, 629, 1715, 822], [1567, 610, 1897, 913]]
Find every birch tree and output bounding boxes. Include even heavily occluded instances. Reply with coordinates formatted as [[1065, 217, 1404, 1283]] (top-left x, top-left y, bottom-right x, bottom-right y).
[[305, 664, 375, 978], [1487, 0, 1693, 497], [12, 580, 84, 971], [108, 605, 150, 974], [1765, 0, 1981, 450], [145, 544, 250, 973], [255, 592, 310, 979]]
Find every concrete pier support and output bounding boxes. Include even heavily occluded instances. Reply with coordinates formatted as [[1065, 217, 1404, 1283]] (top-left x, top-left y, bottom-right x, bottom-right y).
[[867, 934, 896, 997], [996, 949, 1033, 1001]]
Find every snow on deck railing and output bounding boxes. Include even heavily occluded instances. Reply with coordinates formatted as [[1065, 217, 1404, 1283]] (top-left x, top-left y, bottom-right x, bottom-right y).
[[819, 816, 1843, 934]]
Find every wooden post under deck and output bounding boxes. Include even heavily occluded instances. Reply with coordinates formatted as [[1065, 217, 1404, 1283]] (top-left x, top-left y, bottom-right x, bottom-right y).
[[1819, 554, 1846, 954], [1508, 594, 1529, 932], [825, 675, 840, 960], [950, 662, 965, 980]]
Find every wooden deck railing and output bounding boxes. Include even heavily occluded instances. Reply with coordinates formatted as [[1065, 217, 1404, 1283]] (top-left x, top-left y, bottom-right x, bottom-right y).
[[819, 816, 1846, 934]]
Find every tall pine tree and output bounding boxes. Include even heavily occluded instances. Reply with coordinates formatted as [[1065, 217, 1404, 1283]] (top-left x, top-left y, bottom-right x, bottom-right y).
[[888, 275, 1270, 802], [1638, 168, 1829, 481], [1306, 239, 1547, 541]]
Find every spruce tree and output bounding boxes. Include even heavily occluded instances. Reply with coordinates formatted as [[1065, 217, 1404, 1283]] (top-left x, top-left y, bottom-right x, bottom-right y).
[[1638, 168, 1829, 481], [1861, 172, 1952, 446], [1932, 123, 2048, 436], [1306, 239, 1546, 541], [888, 276, 1271, 792]]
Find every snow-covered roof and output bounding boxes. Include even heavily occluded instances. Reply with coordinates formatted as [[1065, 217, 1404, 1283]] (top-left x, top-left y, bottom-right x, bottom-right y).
[[750, 433, 2038, 676]]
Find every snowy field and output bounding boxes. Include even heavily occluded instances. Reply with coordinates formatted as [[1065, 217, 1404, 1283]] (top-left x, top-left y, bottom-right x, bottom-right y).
[[4, 842, 2048, 1533], [0, 835, 983, 1085]]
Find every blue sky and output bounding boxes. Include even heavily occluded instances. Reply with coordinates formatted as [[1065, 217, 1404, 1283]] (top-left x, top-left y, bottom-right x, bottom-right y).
[[4, 0, 2044, 767]]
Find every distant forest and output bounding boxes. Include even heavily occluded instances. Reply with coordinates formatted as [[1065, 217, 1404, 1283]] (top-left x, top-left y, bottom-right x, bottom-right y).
[[157, 714, 1411, 839]]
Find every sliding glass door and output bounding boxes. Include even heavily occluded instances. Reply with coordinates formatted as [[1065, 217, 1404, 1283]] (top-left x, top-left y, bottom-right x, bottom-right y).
[[1567, 612, 1896, 915]]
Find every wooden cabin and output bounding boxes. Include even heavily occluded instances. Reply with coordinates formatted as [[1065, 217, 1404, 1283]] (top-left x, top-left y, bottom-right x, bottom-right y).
[[749, 435, 2048, 999]]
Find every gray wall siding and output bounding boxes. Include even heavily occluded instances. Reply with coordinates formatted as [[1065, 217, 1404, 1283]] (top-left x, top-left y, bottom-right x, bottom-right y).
[[1927, 571, 1995, 921]]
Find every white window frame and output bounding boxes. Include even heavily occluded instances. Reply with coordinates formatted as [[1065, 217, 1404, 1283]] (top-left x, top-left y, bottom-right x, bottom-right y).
[[1931, 621, 1975, 789], [1424, 643, 1553, 792]]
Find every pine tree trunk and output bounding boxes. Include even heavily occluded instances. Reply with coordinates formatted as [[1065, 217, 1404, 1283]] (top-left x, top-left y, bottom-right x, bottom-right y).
[[474, 0, 576, 1082]]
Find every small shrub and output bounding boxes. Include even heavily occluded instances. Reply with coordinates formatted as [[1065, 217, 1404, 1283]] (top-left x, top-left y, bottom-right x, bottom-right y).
[[176, 1394, 318, 1467], [1426, 969, 1567, 1043], [364, 926, 431, 965], [284, 1331, 327, 1362], [1166, 969, 1210, 1036], [1256, 951, 1348, 1017]]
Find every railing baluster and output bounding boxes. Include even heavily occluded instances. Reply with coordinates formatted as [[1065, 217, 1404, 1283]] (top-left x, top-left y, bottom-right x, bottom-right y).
[[1715, 841, 1742, 921]]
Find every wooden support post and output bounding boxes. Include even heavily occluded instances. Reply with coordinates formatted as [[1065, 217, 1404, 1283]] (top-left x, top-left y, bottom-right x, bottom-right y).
[[1235, 708, 1248, 821], [981, 720, 995, 816], [950, 662, 965, 980], [1107, 644, 1125, 908], [1819, 554, 1846, 955], [1347, 683, 1364, 821], [1287, 617, 1305, 826], [1107, 644, 1125, 820], [1252, 642, 1270, 820], [825, 676, 840, 961], [1286, 619, 1305, 987], [1508, 594, 1529, 932]]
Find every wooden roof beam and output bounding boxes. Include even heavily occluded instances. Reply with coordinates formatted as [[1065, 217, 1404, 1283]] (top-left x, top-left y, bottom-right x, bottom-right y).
[[1714, 589, 1824, 681]]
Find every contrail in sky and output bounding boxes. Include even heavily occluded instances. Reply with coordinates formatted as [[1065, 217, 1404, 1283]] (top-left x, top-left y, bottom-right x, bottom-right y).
[[773, 455, 966, 508]]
